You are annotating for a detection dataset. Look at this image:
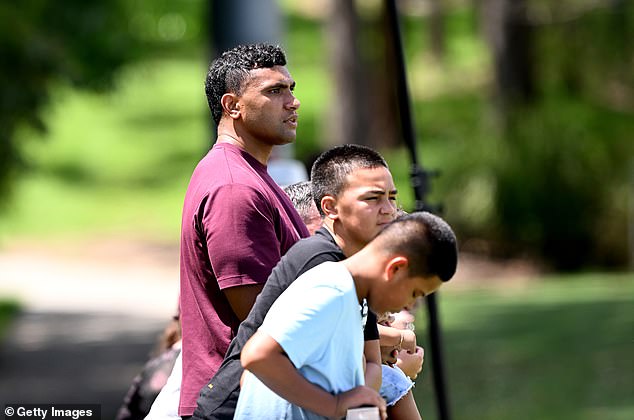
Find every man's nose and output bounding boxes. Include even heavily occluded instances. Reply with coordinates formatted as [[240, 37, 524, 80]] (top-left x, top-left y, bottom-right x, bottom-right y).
[[287, 93, 300, 110], [380, 199, 396, 215]]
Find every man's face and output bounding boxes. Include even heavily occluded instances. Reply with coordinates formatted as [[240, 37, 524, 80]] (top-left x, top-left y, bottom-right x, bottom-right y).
[[332, 166, 398, 253], [235, 66, 300, 146], [303, 203, 323, 236]]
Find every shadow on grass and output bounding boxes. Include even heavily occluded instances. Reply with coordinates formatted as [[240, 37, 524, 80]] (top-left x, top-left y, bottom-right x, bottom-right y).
[[414, 297, 634, 420], [0, 299, 20, 340]]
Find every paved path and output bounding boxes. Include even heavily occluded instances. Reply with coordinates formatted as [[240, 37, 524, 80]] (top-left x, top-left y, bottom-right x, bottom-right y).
[[0, 240, 180, 418]]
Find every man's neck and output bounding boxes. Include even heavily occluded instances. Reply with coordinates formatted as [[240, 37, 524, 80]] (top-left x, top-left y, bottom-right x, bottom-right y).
[[216, 126, 273, 166], [323, 221, 363, 257]]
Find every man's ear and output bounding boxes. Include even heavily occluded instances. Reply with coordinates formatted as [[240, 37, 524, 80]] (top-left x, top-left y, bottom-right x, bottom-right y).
[[385, 256, 408, 282], [321, 195, 338, 220], [220, 93, 241, 119]]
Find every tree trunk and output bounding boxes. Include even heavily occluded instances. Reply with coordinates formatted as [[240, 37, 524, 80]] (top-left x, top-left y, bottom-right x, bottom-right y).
[[373, 1, 404, 150], [325, 0, 370, 148], [480, 0, 535, 113], [429, 0, 446, 60], [209, 0, 282, 57]]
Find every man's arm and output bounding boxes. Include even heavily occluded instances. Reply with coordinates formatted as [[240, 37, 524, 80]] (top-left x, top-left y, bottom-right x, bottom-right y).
[[242, 331, 386, 419], [223, 284, 264, 321], [363, 339, 382, 392], [206, 184, 290, 321]]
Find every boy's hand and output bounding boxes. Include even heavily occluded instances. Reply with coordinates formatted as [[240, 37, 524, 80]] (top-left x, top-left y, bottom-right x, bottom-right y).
[[396, 345, 424, 380], [335, 386, 387, 420]]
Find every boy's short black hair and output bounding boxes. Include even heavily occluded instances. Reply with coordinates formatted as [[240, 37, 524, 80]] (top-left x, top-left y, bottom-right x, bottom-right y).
[[205, 43, 287, 125], [376, 211, 458, 282], [310, 144, 389, 217]]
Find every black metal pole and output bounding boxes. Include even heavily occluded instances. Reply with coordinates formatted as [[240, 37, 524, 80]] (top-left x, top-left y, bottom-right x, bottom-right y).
[[384, 1, 451, 419]]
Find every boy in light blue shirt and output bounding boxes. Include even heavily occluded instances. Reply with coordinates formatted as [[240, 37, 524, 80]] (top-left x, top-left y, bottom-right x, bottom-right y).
[[235, 212, 458, 420]]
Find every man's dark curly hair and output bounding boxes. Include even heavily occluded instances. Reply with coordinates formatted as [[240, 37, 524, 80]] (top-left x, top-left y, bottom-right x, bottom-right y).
[[205, 43, 287, 125]]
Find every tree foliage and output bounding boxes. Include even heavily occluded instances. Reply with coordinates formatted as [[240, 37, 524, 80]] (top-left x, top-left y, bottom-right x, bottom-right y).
[[440, 1, 634, 269], [318, 0, 632, 269], [0, 0, 139, 200], [494, 1, 633, 269]]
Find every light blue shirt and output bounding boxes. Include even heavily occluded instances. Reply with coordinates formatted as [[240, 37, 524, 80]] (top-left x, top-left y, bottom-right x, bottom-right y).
[[235, 262, 365, 419]]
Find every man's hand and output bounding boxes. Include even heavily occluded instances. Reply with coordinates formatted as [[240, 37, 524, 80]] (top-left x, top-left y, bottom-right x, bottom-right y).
[[335, 386, 387, 420]]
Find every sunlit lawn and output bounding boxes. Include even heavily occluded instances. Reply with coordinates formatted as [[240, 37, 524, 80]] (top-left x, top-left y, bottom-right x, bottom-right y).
[[414, 272, 634, 420]]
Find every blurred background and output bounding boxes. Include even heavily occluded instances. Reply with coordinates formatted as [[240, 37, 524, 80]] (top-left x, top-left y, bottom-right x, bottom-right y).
[[0, 0, 632, 419]]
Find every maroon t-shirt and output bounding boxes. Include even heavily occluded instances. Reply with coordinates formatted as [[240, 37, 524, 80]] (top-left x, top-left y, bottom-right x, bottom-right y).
[[178, 142, 309, 415]]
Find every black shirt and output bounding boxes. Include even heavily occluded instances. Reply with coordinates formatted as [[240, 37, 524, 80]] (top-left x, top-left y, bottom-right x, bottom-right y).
[[192, 227, 379, 420]]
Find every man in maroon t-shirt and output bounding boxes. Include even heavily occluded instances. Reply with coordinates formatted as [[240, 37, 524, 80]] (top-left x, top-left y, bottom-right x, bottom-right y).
[[178, 43, 309, 417]]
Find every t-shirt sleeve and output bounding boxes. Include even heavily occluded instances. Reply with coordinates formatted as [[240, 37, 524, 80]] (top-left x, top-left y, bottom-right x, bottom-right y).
[[260, 283, 344, 368], [364, 310, 379, 341], [247, 250, 344, 332], [203, 184, 281, 290]]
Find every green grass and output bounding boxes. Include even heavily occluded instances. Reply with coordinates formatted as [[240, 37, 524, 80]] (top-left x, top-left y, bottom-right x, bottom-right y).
[[412, 273, 634, 420]]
